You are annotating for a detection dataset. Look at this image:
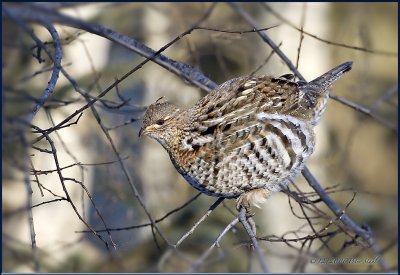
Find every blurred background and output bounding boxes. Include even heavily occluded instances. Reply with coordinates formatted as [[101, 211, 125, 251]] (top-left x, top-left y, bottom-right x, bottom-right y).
[[2, 2, 398, 273]]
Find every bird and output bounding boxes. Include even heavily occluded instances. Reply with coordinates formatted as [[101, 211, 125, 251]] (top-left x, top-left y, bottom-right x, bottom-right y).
[[139, 61, 353, 211]]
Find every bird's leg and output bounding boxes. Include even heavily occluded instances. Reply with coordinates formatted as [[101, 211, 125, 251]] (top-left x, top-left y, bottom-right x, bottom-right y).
[[236, 193, 251, 212], [236, 188, 269, 210], [236, 188, 270, 235]]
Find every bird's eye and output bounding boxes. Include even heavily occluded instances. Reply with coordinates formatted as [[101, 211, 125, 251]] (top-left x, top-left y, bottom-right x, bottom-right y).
[[155, 119, 165, 126]]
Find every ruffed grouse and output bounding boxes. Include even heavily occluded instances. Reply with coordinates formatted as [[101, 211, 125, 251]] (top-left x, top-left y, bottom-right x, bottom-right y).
[[139, 61, 353, 209]]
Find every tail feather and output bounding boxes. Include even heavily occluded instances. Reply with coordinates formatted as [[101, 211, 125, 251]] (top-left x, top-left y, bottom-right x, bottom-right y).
[[302, 61, 353, 126]]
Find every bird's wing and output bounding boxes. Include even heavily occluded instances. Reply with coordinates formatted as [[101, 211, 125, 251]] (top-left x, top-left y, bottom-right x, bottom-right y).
[[192, 75, 304, 132], [175, 76, 313, 197]]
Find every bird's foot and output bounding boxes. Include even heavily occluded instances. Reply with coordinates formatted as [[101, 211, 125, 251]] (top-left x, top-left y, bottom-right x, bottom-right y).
[[236, 188, 269, 211], [236, 189, 270, 235]]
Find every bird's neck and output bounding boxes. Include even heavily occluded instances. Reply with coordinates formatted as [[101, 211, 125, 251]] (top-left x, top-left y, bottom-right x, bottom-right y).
[[310, 91, 330, 126]]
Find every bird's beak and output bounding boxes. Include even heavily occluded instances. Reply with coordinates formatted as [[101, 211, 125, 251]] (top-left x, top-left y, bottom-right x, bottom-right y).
[[139, 125, 156, 137]]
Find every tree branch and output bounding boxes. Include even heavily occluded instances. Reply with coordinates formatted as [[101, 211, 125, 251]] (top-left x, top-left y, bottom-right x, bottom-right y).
[[175, 197, 224, 248], [3, 3, 216, 92], [238, 207, 269, 273], [302, 166, 390, 271]]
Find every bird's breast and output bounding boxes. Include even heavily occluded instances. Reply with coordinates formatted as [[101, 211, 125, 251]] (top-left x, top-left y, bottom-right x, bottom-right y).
[[168, 111, 315, 198]]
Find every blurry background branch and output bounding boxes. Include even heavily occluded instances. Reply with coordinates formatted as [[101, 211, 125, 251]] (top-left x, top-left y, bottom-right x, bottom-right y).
[[3, 3, 217, 92]]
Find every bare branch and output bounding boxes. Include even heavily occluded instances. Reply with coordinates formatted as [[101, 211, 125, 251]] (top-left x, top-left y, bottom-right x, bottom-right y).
[[329, 94, 397, 132], [229, 2, 305, 80], [175, 197, 224, 248], [190, 216, 240, 272], [3, 3, 216, 92], [302, 166, 390, 272], [3, 3, 395, 272], [261, 3, 398, 57], [3, 8, 63, 123], [20, 134, 40, 272], [9, 118, 114, 250], [295, 3, 307, 70], [230, 2, 397, 133], [77, 193, 202, 233], [238, 208, 269, 273]]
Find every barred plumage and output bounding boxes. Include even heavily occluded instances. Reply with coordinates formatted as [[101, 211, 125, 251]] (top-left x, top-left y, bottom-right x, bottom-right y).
[[140, 61, 353, 209]]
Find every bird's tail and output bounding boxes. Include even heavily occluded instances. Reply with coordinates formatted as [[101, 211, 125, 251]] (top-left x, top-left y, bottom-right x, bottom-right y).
[[303, 61, 353, 126], [308, 61, 353, 92]]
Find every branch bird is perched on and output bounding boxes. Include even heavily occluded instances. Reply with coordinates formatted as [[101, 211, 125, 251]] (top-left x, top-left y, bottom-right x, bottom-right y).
[[139, 61, 353, 210]]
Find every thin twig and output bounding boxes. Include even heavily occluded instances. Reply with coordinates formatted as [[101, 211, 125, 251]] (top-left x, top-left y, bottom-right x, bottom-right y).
[[295, 3, 307, 70], [63, 177, 117, 249], [260, 230, 338, 243], [4, 198, 68, 218], [45, 109, 87, 217], [230, 4, 393, 270], [238, 207, 269, 273], [31, 158, 129, 175], [329, 94, 397, 132], [107, 118, 139, 131], [12, 5, 220, 145], [302, 166, 390, 272], [190, 216, 240, 272], [193, 25, 278, 35], [20, 134, 40, 272], [3, 4, 216, 92], [175, 197, 224, 248], [231, 2, 397, 133], [77, 193, 202, 233], [14, 119, 113, 250], [26, 20, 62, 122], [28, 157, 44, 197], [20, 62, 71, 82], [229, 2, 305, 80], [261, 3, 398, 57], [250, 42, 283, 76], [7, 2, 220, 250], [369, 84, 398, 111]]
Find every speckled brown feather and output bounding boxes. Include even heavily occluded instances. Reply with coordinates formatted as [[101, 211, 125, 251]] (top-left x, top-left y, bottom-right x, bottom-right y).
[[140, 62, 353, 208]]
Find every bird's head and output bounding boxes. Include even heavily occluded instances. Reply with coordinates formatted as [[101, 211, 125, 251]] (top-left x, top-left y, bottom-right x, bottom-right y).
[[139, 97, 181, 149]]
